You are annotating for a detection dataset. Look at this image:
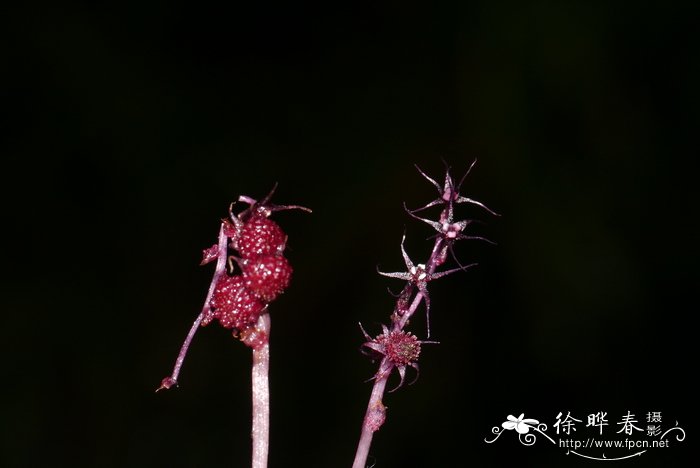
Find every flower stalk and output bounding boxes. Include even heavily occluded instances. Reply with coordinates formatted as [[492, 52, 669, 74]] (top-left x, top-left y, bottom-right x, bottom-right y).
[[157, 223, 229, 391], [352, 162, 496, 468], [251, 312, 271, 468], [157, 186, 309, 468], [352, 238, 445, 468]]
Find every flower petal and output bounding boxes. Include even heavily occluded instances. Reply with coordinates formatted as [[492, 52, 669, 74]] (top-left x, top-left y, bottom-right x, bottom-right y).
[[506, 415, 518, 422], [502, 421, 517, 430], [522, 418, 539, 426], [515, 422, 530, 434]]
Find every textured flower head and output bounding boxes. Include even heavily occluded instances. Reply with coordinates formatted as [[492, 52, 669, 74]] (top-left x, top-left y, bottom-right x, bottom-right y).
[[158, 186, 310, 390], [361, 324, 436, 391], [376, 328, 421, 366]]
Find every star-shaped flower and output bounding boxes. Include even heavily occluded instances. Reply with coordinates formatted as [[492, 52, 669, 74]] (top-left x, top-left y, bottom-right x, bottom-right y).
[[410, 160, 498, 216], [404, 200, 493, 270], [377, 234, 464, 336], [405, 202, 495, 244]]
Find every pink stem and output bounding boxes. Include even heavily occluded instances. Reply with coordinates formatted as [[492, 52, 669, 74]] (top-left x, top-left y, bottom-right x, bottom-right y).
[[352, 286, 426, 468], [251, 312, 271, 468], [161, 313, 204, 388], [352, 216, 448, 467], [352, 361, 391, 468], [158, 223, 228, 390]]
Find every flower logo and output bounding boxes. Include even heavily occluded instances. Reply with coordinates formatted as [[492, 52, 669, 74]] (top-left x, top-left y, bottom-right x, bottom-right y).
[[502, 414, 539, 434]]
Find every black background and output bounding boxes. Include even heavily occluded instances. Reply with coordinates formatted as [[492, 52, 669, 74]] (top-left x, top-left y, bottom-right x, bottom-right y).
[[2, 1, 696, 467]]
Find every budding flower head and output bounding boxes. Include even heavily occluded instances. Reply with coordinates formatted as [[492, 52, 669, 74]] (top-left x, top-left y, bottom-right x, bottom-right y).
[[157, 185, 310, 391], [379, 329, 421, 366], [206, 186, 309, 340], [207, 274, 266, 330], [237, 216, 287, 259], [361, 324, 437, 392], [243, 255, 292, 302]]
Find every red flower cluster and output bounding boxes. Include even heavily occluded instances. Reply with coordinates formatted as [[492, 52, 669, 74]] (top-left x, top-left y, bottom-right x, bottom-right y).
[[375, 329, 421, 367], [202, 214, 293, 334], [361, 324, 436, 391], [158, 186, 309, 391]]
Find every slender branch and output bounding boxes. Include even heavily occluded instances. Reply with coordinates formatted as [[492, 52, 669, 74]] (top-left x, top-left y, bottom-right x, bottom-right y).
[[352, 233, 446, 468], [157, 313, 204, 390], [251, 312, 271, 468], [352, 363, 390, 468], [158, 223, 229, 391]]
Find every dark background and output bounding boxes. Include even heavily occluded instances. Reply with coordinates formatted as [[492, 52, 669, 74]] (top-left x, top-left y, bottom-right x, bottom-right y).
[[2, 1, 696, 467]]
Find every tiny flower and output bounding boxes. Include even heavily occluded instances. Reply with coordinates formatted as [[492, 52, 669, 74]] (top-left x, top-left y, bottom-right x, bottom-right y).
[[243, 255, 293, 302], [377, 234, 465, 336], [200, 244, 220, 265], [233, 184, 310, 259], [404, 201, 492, 271], [502, 414, 540, 434], [405, 204, 494, 245], [158, 186, 309, 390], [360, 324, 437, 392], [237, 215, 288, 259], [410, 160, 498, 216], [209, 274, 266, 330]]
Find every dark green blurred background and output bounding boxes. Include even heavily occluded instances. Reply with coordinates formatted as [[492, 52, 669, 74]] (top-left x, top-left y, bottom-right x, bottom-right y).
[[2, 1, 696, 467]]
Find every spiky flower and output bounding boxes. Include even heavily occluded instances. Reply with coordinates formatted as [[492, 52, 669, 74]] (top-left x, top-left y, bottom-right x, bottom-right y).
[[410, 159, 498, 216], [377, 234, 470, 336], [361, 324, 436, 392], [353, 161, 496, 468]]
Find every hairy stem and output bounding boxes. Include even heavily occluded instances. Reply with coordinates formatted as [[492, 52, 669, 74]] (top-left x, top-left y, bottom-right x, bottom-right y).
[[352, 364, 390, 468], [163, 313, 204, 387], [352, 235, 445, 468], [158, 223, 228, 390], [251, 312, 271, 468]]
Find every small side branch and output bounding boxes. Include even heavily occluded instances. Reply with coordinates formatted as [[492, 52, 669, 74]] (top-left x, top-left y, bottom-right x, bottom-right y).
[[157, 313, 204, 391], [158, 223, 229, 391]]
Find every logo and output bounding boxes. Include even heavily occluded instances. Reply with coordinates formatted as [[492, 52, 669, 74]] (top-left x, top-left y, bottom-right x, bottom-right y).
[[485, 411, 686, 461]]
